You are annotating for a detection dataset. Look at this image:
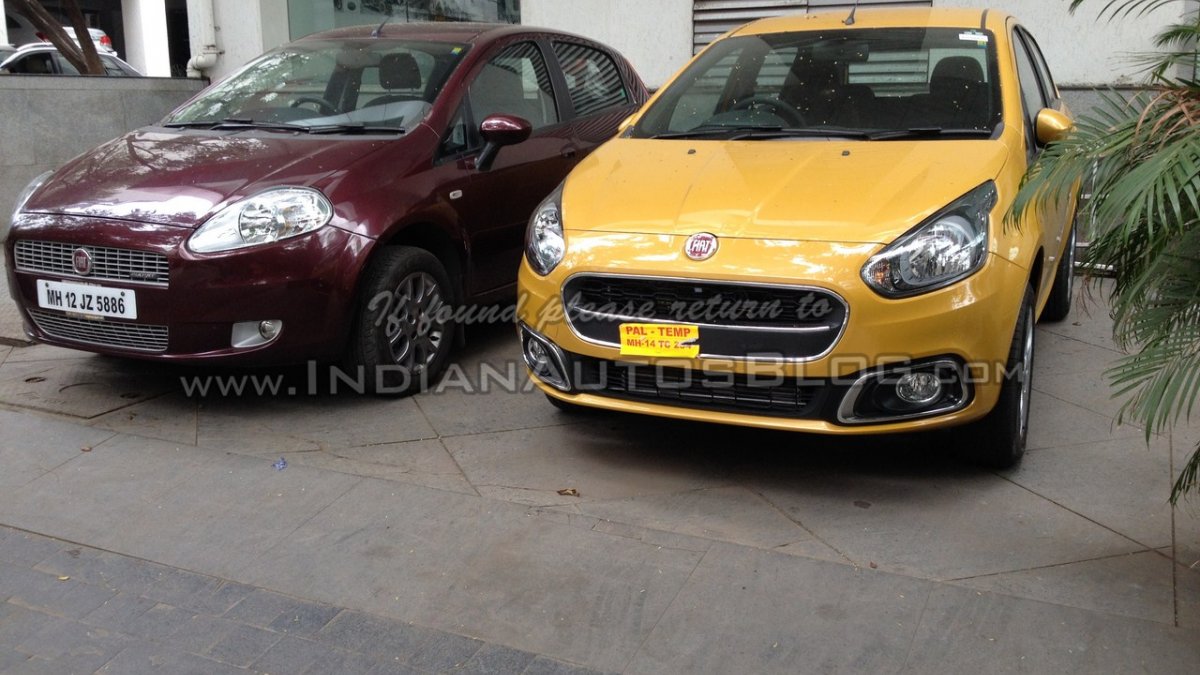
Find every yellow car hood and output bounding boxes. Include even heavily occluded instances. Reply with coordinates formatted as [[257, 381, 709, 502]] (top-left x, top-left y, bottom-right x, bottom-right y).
[[563, 137, 1010, 244]]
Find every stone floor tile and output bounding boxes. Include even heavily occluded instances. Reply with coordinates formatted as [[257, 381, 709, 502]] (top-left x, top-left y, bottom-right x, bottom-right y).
[[266, 599, 341, 637], [754, 466, 1141, 580], [0, 523, 66, 564], [572, 486, 813, 551], [456, 643, 537, 675], [442, 421, 733, 506], [902, 584, 1200, 673], [952, 550, 1177, 625], [626, 544, 930, 675], [406, 630, 483, 672], [245, 478, 704, 672], [121, 602, 195, 641], [250, 635, 338, 675], [203, 621, 282, 667]]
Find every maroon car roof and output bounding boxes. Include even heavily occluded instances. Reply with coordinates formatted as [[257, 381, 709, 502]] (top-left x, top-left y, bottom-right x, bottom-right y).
[[298, 22, 562, 45]]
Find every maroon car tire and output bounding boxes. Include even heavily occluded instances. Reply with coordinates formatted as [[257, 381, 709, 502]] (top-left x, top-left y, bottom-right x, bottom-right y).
[[349, 247, 456, 396]]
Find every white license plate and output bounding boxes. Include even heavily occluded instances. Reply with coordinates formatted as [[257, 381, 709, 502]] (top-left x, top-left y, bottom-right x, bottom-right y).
[[36, 280, 138, 320]]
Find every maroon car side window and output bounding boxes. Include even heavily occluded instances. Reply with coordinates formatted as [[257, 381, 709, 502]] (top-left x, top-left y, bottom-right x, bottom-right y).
[[468, 41, 559, 130]]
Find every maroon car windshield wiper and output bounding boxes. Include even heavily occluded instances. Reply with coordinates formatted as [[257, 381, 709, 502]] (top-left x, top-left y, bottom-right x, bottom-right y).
[[163, 119, 405, 135]]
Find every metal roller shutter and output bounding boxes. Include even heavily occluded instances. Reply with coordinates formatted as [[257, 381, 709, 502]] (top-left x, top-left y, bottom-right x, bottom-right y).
[[693, 0, 934, 53]]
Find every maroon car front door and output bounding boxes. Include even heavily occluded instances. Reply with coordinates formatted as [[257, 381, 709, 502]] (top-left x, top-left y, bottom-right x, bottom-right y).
[[449, 40, 579, 297]]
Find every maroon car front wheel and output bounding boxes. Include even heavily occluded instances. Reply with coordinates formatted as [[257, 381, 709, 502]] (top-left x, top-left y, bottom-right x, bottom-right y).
[[350, 247, 456, 396]]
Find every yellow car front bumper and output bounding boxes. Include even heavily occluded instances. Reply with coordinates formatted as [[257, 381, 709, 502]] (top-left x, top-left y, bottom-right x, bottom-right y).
[[517, 232, 1031, 434]]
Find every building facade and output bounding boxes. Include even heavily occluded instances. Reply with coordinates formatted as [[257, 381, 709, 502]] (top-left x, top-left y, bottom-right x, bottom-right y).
[[0, 0, 1193, 86]]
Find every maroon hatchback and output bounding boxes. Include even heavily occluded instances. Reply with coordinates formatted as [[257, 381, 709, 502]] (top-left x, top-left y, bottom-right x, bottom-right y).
[[3, 22, 646, 393]]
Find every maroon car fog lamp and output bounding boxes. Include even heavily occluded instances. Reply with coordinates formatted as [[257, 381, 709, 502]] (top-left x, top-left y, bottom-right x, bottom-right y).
[[230, 320, 283, 349]]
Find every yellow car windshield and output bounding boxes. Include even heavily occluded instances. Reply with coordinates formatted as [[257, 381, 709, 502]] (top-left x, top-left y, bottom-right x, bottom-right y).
[[635, 27, 1001, 139]]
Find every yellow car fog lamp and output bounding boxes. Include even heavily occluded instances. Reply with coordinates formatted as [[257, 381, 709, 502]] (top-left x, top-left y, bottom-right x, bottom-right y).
[[895, 371, 944, 405]]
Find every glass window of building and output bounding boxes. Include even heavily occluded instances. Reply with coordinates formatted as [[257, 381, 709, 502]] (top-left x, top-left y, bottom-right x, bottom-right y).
[[289, 0, 521, 40]]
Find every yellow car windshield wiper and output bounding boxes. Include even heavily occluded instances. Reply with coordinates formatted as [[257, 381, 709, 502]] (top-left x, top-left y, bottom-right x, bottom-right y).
[[652, 124, 782, 139], [653, 126, 870, 141], [868, 127, 995, 141], [731, 128, 872, 140]]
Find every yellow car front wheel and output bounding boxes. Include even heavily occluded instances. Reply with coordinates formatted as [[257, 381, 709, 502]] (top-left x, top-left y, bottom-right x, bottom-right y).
[[966, 285, 1035, 468]]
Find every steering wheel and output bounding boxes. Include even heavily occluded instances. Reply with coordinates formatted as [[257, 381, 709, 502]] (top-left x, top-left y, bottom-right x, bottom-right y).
[[289, 96, 338, 115], [732, 96, 805, 127]]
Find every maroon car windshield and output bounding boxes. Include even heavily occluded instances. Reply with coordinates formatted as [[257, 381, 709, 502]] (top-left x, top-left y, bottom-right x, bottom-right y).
[[165, 39, 470, 133]]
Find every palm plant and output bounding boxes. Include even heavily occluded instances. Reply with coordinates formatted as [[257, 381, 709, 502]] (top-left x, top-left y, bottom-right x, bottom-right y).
[[1011, 0, 1200, 503]]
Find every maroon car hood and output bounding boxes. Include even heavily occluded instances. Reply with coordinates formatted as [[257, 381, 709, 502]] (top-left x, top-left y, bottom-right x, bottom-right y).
[[24, 128, 393, 227]]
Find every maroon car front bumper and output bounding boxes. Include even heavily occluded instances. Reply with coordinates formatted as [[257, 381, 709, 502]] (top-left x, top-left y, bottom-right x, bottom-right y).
[[5, 213, 374, 365]]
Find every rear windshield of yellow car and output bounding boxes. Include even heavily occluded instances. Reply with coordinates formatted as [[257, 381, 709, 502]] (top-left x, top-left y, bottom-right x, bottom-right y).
[[635, 27, 1001, 138]]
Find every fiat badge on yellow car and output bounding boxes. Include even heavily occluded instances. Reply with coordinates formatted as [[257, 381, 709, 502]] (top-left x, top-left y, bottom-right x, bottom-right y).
[[684, 233, 718, 261]]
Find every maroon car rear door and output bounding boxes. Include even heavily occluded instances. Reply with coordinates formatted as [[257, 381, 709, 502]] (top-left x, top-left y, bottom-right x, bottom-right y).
[[548, 39, 645, 154]]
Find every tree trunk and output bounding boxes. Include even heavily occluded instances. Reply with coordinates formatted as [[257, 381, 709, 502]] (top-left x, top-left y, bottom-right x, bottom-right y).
[[7, 0, 104, 75], [63, 0, 104, 75]]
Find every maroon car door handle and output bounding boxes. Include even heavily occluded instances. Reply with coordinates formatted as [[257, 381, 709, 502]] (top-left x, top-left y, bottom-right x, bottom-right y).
[[560, 145, 578, 159]]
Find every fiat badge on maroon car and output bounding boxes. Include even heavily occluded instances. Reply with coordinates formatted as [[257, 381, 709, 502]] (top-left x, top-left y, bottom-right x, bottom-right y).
[[684, 233, 718, 261], [72, 248, 93, 276]]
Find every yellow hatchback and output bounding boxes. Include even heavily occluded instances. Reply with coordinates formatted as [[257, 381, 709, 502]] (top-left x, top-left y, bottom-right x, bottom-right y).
[[516, 8, 1075, 468]]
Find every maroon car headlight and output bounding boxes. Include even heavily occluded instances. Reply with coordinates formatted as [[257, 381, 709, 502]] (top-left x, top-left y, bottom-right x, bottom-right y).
[[188, 187, 334, 253]]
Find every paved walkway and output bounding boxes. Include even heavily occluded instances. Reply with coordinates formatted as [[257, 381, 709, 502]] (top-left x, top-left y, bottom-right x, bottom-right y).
[[0, 271, 29, 346], [0, 285, 1197, 673], [0, 526, 597, 675]]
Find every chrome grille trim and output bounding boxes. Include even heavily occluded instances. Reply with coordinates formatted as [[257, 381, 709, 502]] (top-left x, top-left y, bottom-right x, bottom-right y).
[[561, 273, 850, 362], [29, 310, 168, 353], [14, 240, 170, 287]]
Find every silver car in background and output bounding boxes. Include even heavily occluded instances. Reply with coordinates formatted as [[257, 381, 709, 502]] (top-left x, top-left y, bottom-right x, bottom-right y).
[[5, 12, 117, 55]]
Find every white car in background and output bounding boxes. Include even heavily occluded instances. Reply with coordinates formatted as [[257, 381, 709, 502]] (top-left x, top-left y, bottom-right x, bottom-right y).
[[0, 43, 141, 76], [5, 12, 116, 55]]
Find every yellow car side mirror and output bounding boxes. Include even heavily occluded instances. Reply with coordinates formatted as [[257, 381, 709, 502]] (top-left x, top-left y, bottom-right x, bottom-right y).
[[1036, 109, 1073, 146]]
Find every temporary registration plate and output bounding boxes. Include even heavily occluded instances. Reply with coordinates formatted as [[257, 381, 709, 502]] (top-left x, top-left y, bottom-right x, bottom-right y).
[[618, 323, 700, 358], [36, 280, 138, 320]]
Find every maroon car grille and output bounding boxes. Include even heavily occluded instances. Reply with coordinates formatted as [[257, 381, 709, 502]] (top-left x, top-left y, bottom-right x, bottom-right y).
[[15, 240, 170, 286], [29, 310, 168, 352]]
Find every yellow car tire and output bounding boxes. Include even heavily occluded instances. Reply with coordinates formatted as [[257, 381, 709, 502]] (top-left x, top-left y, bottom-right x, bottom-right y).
[[966, 285, 1035, 468], [1041, 224, 1076, 323]]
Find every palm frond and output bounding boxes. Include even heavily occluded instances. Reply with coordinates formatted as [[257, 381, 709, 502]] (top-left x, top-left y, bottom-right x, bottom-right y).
[[1012, 6, 1200, 502], [1174, 441, 1200, 503], [1070, 0, 1184, 20]]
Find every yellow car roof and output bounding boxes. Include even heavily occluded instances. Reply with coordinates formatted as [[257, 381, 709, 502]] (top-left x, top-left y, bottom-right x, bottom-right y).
[[733, 7, 1011, 36]]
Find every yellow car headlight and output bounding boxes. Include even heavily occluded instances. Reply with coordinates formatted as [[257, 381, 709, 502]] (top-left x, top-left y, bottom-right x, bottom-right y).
[[862, 181, 997, 298], [525, 182, 565, 276]]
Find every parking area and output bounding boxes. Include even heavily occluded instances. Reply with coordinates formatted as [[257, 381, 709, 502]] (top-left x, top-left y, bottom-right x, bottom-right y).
[[1, 268, 1199, 673]]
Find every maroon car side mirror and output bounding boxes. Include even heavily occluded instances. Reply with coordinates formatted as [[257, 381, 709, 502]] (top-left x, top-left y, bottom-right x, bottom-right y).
[[476, 114, 533, 171]]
